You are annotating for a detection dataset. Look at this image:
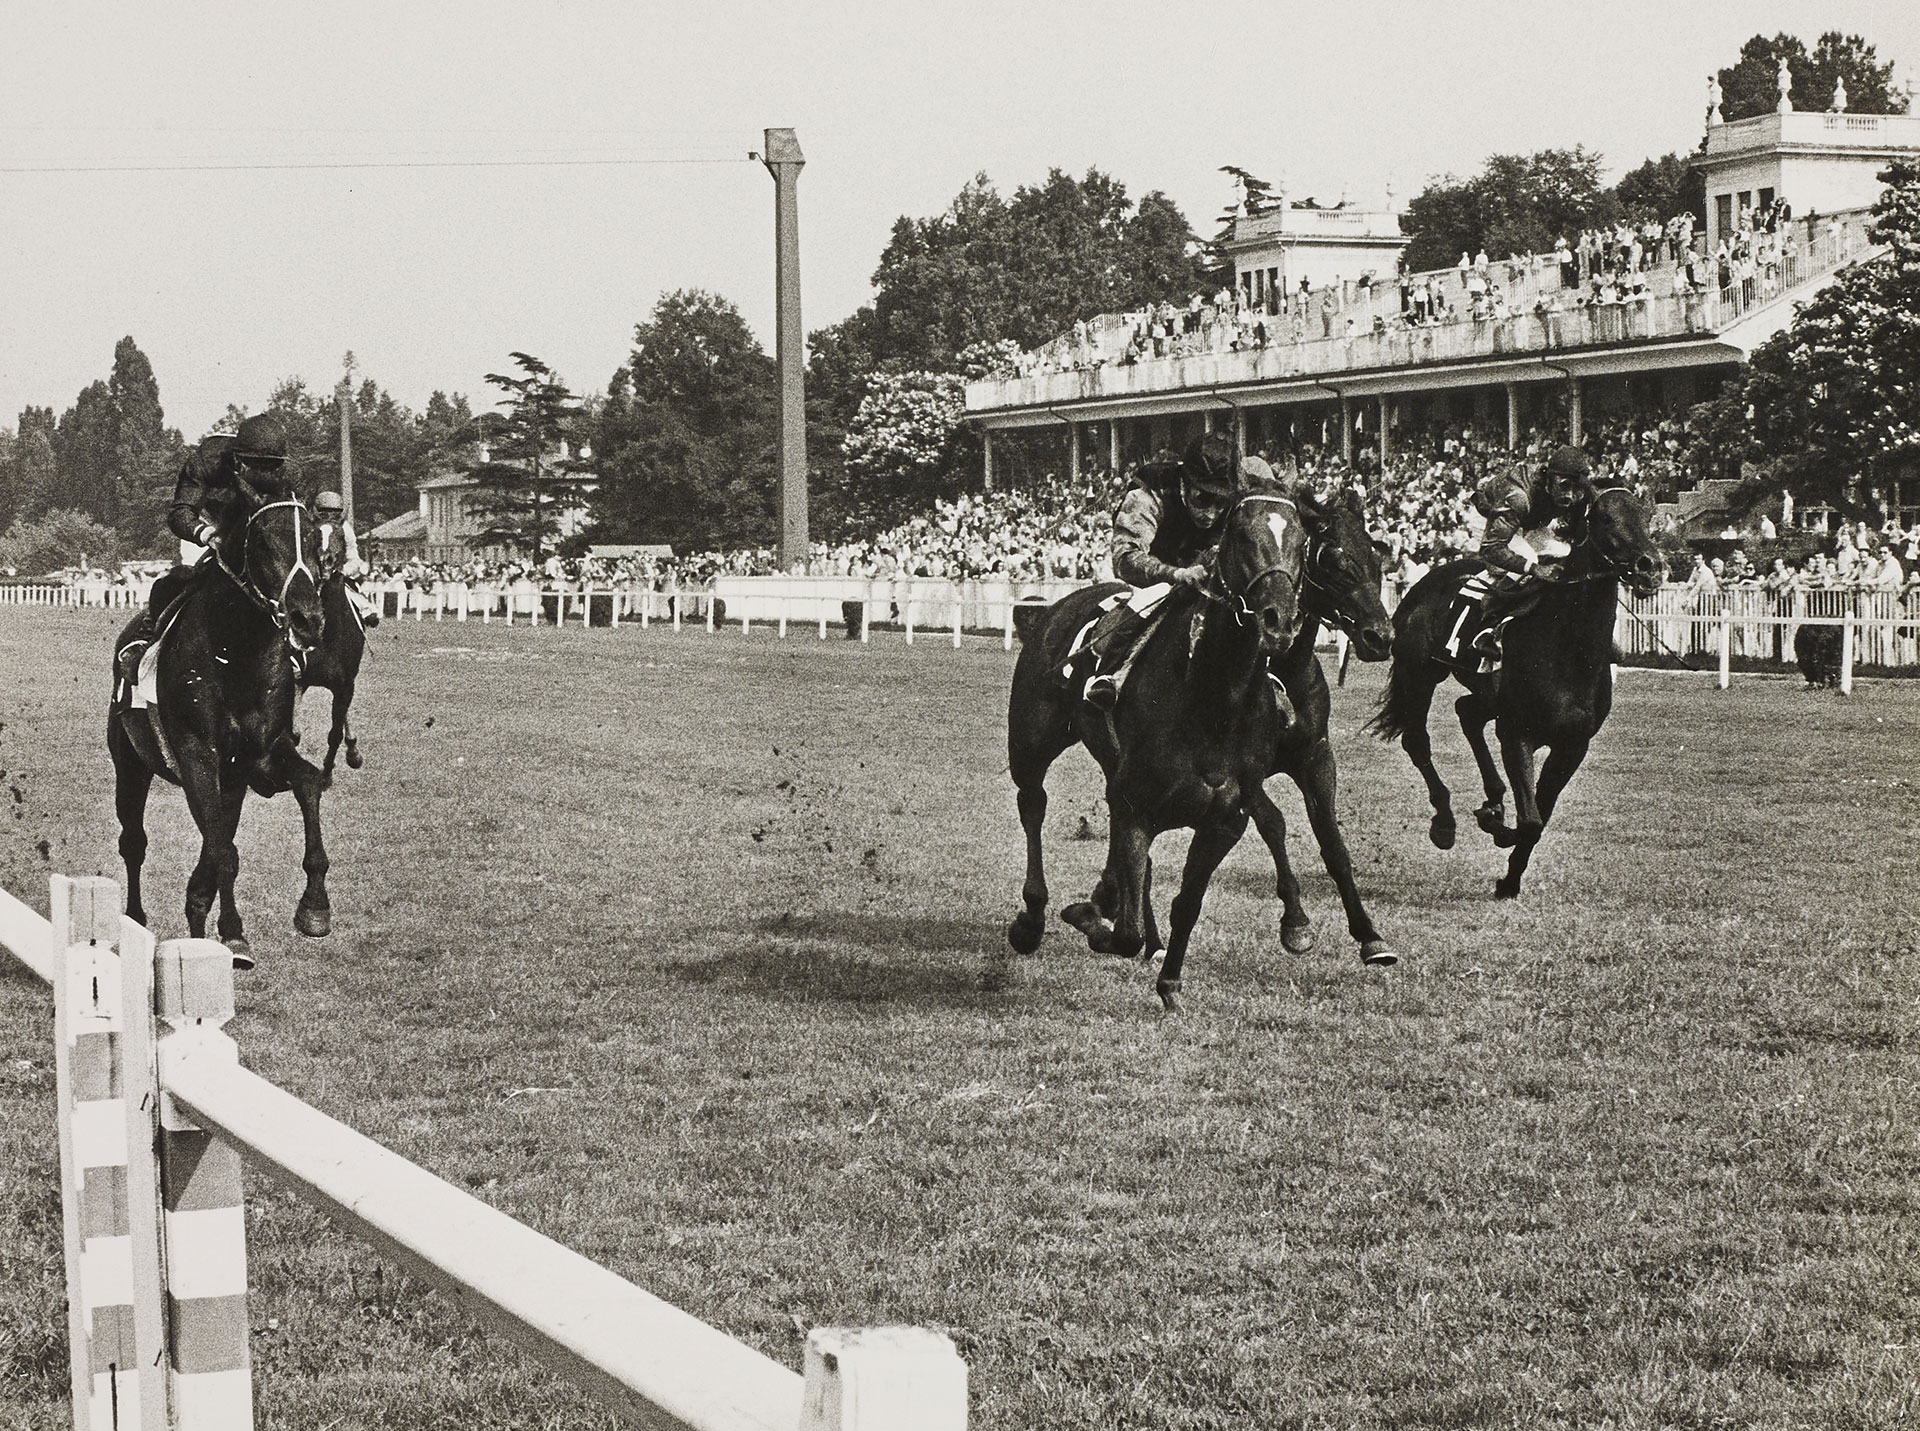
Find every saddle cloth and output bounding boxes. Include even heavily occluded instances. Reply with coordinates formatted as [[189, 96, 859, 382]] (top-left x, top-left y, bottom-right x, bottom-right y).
[[1060, 582, 1176, 675], [1444, 571, 1496, 665]]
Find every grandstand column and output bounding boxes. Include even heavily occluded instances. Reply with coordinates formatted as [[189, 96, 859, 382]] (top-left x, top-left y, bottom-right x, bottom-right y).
[[1568, 378, 1584, 444], [1505, 383, 1520, 449], [981, 430, 994, 491], [1068, 422, 1081, 483], [1339, 397, 1353, 462], [1377, 397, 1390, 466], [1108, 421, 1120, 475]]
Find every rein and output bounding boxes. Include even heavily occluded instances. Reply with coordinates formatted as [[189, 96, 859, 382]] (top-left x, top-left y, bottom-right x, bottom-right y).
[[210, 499, 317, 647]]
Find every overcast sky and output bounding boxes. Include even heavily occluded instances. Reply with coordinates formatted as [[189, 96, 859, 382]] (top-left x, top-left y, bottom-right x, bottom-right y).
[[3, 1, 1917, 438]]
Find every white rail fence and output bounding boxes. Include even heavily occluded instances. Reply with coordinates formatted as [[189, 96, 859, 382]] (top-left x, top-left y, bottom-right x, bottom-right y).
[[0, 876, 967, 1431], [0, 581, 152, 609]]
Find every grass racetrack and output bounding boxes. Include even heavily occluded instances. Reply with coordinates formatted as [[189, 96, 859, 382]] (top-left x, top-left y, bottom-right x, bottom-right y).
[[1, 604, 1916, 1430]]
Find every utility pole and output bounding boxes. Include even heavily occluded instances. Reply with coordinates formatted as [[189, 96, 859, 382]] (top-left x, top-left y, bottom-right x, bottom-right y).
[[762, 128, 808, 569], [336, 383, 354, 524]]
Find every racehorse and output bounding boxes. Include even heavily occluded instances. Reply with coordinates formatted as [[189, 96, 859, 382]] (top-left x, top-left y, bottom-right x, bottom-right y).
[[109, 476, 334, 961], [1368, 483, 1665, 898], [1006, 479, 1308, 1010], [301, 572, 367, 783], [1238, 487, 1401, 966]]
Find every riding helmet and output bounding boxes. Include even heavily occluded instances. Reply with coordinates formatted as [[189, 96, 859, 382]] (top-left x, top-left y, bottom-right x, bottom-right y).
[[232, 413, 290, 465], [1182, 433, 1239, 495], [1543, 445, 1592, 482], [315, 490, 345, 513]]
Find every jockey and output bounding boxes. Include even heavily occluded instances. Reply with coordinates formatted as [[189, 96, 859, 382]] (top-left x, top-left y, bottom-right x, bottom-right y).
[[314, 490, 381, 627], [119, 413, 290, 680], [1470, 443, 1594, 658], [1073, 434, 1295, 728]]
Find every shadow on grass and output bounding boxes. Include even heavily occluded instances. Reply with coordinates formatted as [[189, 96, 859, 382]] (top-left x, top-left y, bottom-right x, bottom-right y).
[[652, 909, 1027, 1008]]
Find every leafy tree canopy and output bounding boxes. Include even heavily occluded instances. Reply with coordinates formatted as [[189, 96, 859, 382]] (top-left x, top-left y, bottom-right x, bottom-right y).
[[1734, 161, 1920, 510], [1717, 31, 1908, 124], [466, 353, 586, 560], [1403, 147, 1619, 272]]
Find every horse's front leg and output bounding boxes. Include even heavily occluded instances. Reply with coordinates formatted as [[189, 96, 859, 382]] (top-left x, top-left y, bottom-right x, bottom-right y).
[[1459, 694, 1513, 845], [1103, 817, 1154, 963], [1245, 781, 1314, 952], [1395, 669, 1456, 849], [276, 744, 333, 937], [1292, 739, 1399, 966], [1492, 731, 1542, 899], [110, 721, 154, 928], [1156, 810, 1249, 1013], [1496, 734, 1588, 899]]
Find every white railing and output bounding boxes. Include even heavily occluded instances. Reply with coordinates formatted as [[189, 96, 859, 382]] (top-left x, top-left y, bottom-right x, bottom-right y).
[[0, 876, 967, 1430], [0, 581, 153, 609], [1609, 584, 1918, 692]]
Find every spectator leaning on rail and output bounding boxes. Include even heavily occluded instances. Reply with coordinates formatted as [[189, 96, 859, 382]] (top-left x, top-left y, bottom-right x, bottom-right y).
[[313, 490, 381, 628], [1469, 444, 1595, 660], [118, 413, 292, 683], [1067, 433, 1296, 731]]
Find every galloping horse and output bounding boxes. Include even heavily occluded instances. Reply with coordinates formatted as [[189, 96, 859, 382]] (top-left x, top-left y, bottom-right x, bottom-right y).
[[1369, 483, 1665, 898], [1006, 478, 1307, 1010], [301, 573, 367, 783], [109, 476, 334, 961], [1240, 487, 1401, 966]]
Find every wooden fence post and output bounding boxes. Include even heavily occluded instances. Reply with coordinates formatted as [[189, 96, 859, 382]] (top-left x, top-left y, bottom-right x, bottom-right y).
[[1841, 603, 1855, 696], [154, 938, 251, 1428], [1718, 604, 1731, 690], [861, 581, 872, 644], [952, 583, 962, 649], [799, 1328, 967, 1431], [51, 875, 169, 1431]]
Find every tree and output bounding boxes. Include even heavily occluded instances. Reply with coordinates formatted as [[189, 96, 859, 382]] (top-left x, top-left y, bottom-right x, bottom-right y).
[[1717, 32, 1908, 123], [49, 382, 121, 525], [589, 291, 777, 552], [839, 372, 970, 530], [1611, 153, 1706, 227], [0, 509, 120, 576], [107, 337, 180, 541], [1, 407, 56, 526], [467, 353, 587, 561], [1403, 148, 1618, 272], [1734, 161, 1920, 512]]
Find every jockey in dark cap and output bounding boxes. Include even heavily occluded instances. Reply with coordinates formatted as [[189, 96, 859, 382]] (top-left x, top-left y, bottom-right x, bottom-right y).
[[1070, 432, 1295, 728], [1469, 443, 1595, 659], [119, 413, 292, 679]]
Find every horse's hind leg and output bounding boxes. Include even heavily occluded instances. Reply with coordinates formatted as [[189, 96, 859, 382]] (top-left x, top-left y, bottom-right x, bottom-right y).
[[1459, 694, 1513, 845], [1397, 672, 1457, 849], [1062, 863, 1118, 952], [1155, 811, 1248, 1013], [1007, 782, 1051, 954], [323, 683, 360, 782], [110, 721, 154, 927], [1246, 783, 1314, 952], [1495, 735, 1585, 900]]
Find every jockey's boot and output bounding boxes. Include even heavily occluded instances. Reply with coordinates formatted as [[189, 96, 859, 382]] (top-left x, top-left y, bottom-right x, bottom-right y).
[[1471, 619, 1505, 658], [1070, 604, 1148, 710], [346, 583, 381, 628], [1083, 668, 1121, 710], [117, 610, 155, 688]]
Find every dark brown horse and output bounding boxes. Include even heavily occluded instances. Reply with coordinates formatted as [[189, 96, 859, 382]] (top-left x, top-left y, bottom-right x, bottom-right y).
[[301, 573, 367, 783], [1240, 488, 1401, 966], [1007, 482, 1307, 1010], [109, 480, 333, 962], [1369, 484, 1665, 898]]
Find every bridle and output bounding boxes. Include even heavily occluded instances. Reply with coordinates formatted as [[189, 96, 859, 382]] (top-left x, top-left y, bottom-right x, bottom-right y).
[[210, 498, 319, 649], [1213, 491, 1303, 628], [1567, 483, 1653, 586]]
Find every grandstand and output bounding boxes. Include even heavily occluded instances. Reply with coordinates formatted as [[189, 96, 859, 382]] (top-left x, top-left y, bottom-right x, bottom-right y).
[[966, 99, 1920, 540]]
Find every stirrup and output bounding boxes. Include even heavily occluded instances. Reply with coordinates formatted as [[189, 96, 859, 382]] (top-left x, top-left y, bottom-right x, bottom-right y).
[[1083, 672, 1120, 710]]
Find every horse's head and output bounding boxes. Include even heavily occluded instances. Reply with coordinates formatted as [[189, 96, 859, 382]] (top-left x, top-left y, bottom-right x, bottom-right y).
[[1582, 483, 1665, 597], [1213, 484, 1308, 657], [1296, 486, 1393, 661], [217, 459, 326, 654]]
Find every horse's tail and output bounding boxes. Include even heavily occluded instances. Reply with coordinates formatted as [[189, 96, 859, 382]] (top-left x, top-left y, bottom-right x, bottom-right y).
[[1364, 654, 1422, 742]]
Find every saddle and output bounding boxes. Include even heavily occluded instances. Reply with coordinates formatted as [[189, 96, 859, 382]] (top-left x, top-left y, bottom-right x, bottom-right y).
[[117, 587, 195, 710]]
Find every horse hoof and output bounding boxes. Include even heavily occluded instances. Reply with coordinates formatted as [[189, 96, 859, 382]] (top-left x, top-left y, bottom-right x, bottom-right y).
[[1006, 916, 1043, 956], [1360, 940, 1400, 967], [1473, 804, 1505, 836], [1060, 901, 1100, 933], [345, 747, 364, 770], [1493, 877, 1521, 900], [1429, 818, 1456, 850], [225, 937, 255, 970], [294, 904, 332, 938], [1157, 980, 1184, 1013], [1281, 920, 1316, 954]]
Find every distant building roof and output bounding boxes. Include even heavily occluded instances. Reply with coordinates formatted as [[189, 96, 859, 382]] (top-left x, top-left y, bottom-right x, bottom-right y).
[[418, 472, 476, 491], [367, 510, 427, 541], [588, 544, 675, 560]]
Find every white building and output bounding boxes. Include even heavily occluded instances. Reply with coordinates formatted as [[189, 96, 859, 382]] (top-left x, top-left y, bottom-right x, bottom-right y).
[[1695, 79, 1920, 252], [1221, 196, 1409, 309]]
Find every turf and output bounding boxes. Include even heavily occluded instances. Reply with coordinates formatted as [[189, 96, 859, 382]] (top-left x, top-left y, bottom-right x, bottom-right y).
[[1, 605, 1916, 1430]]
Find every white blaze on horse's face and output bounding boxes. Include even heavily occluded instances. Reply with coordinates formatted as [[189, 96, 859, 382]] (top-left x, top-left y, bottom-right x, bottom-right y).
[[1266, 511, 1290, 550]]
